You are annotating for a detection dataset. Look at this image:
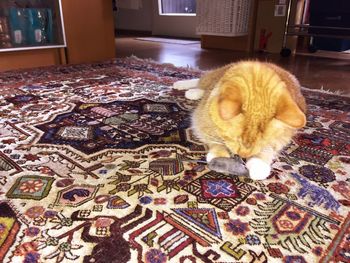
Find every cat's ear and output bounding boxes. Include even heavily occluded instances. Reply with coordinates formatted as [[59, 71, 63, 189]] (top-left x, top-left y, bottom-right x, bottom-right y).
[[218, 87, 242, 120], [276, 93, 306, 128]]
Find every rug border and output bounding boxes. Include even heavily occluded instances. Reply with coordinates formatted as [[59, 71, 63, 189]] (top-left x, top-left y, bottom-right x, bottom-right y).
[[301, 86, 350, 98], [129, 55, 350, 98], [1, 55, 349, 99]]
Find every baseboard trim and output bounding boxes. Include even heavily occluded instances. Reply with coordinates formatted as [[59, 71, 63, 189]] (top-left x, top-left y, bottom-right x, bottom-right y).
[[116, 29, 152, 36]]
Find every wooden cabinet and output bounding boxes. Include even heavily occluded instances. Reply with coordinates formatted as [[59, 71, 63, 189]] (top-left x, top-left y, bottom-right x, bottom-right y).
[[253, 0, 299, 54], [0, 0, 116, 71], [0, 48, 64, 71], [61, 0, 116, 64]]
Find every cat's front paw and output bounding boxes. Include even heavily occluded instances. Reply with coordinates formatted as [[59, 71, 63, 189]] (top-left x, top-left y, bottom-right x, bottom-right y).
[[246, 157, 271, 180], [185, 88, 204, 100], [206, 148, 231, 163], [206, 152, 217, 163]]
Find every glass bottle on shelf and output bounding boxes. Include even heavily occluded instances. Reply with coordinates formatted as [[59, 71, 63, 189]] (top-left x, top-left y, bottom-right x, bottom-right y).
[[0, 9, 12, 48]]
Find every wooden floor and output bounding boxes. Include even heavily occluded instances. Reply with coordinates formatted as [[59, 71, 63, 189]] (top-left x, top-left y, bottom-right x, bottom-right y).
[[115, 36, 350, 96]]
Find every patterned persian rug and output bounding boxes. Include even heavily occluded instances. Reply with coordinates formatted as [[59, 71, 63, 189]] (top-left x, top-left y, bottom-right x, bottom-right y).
[[0, 57, 349, 263]]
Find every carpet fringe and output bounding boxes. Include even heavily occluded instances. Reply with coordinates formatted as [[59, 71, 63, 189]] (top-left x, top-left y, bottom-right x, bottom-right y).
[[127, 55, 201, 72], [126, 56, 349, 97], [302, 86, 350, 98]]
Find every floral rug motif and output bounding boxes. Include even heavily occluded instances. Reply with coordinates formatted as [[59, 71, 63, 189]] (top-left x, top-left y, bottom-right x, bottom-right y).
[[0, 57, 349, 263]]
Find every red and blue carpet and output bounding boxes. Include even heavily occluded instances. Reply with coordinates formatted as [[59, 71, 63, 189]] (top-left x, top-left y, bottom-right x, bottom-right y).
[[0, 57, 349, 263]]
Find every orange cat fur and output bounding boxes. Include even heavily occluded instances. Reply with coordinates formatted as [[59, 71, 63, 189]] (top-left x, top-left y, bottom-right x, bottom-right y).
[[175, 61, 306, 180]]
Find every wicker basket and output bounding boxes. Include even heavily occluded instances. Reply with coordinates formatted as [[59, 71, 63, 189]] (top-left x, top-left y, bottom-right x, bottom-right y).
[[196, 0, 252, 37]]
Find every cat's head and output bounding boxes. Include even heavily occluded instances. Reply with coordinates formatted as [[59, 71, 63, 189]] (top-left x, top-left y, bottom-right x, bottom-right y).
[[209, 81, 306, 158]]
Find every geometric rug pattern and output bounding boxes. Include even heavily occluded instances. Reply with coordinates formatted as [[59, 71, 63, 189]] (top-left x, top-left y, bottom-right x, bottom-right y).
[[0, 57, 349, 262]]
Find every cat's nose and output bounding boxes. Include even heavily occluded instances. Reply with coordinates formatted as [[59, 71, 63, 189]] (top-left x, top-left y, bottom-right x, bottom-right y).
[[238, 145, 259, 158], [238, 149, 252, 158], [244, 142, 253, 148], [241, 135, 254, 149]]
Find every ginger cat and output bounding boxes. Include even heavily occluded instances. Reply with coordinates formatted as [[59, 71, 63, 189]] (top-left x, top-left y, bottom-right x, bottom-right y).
[[174, 61, 307, 180]]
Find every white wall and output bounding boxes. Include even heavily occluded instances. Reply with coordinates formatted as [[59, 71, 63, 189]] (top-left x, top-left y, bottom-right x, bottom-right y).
[[115, 0, 198, 38], [115, 0, 153, 32]]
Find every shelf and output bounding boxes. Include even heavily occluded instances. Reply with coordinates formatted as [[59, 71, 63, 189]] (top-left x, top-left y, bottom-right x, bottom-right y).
[[286, 32, 350, 40], [0, 44, 65, 53], [0, 0, 66, 52]]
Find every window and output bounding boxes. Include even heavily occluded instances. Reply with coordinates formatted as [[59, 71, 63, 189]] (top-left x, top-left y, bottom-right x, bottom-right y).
[[158, 0, 196, 16]]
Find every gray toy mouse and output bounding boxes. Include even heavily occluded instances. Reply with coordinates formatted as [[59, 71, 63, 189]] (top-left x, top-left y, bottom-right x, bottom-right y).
[[207, 155, 249, 176]]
